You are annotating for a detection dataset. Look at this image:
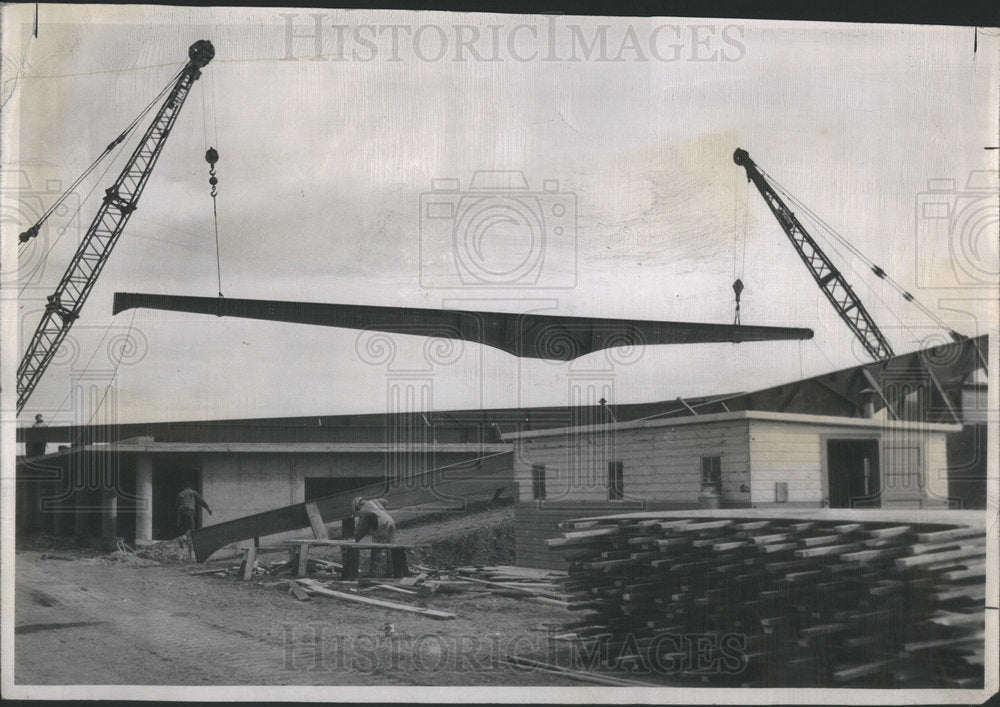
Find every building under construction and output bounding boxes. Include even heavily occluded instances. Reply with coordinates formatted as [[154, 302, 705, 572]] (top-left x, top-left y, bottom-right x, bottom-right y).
[[16, 334, 988, 565]]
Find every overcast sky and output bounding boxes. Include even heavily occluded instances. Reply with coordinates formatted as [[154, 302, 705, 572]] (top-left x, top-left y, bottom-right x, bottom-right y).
[[3, 5, 997, 426]]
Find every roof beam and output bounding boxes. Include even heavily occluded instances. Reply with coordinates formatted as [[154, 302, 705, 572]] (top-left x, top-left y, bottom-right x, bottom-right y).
[[676, 396, 698, 415], [861, 367, 900, 421], [113, 292, 813, 362], [924, 365, 962, 424]]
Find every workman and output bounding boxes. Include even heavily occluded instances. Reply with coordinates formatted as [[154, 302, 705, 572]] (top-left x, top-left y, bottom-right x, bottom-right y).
[[353, 496, 396, 575], [26, 414, 48, 458], [177, 483, 212, 544]]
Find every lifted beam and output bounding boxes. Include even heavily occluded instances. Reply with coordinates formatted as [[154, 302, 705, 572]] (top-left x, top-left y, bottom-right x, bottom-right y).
[[113, 292, 813, 361]]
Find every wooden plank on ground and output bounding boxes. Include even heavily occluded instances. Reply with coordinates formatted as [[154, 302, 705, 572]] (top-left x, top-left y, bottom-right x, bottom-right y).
[[283, 539, 419, 549], [460, 575, 563, 599], [374, 583, 419, 596], [289, 581, 311, 601], [399, 572, 427, 587], [190, 567, 230, 576], [298, 579, 456, 619]]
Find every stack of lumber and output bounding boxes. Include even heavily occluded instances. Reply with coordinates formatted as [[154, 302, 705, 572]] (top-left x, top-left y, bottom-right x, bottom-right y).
[[452, 564, 567, 605], [546, 510, 986, 687]]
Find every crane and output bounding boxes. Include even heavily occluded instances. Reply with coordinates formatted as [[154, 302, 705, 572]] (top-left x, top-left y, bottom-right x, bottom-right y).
[[16, 40, 214, 414], [733, 148, 895, 361]]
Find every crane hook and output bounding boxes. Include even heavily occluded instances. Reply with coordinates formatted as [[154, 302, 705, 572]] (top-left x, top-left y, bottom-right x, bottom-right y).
[[205, 147, 219, 197], [732, 278, 744, 326]]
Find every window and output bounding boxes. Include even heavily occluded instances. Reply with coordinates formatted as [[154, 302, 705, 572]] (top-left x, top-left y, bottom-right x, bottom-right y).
[[608, 461, 624, 501], [701, 456, 722, 487], [531, 465, 546, 500]]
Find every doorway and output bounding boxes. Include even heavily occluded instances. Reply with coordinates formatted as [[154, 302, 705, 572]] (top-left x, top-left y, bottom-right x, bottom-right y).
[[152, 459, 201, 540], [826, 439, 880, 508]]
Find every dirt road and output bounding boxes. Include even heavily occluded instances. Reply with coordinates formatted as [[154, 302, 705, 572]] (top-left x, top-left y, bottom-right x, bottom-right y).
[[14, 549, 581, 686]]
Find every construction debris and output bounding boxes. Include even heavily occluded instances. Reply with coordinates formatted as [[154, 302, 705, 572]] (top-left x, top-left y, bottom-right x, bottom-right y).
[[545, 511, 986, 687], [183, 555, 571, 624], [288, 582, 311, 602]]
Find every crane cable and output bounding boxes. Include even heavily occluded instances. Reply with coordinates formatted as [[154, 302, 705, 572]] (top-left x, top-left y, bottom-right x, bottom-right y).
[[84, 309, 138, 427], [207, 148, 223, 297], [17, 130, 131, 298], [731, 173, 748, 325], [201, 72, 224, 297], [16, 67, 185, 255], [757, 166, 962, 344]]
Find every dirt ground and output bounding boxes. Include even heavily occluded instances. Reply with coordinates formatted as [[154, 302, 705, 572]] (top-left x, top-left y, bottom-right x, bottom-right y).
[[13, 544, 583, 687]]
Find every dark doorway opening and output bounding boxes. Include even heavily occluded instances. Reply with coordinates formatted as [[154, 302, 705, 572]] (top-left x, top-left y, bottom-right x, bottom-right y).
[[152, 460, 201, 540], [827, 439, 880, 508]]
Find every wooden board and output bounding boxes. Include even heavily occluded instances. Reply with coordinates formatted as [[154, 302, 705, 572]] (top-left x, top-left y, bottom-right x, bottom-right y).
[[298, 579, 456, 619], [304, 502, 329, 540], [289, 581, 311, 601], [241, 546, 257, 581], [284, 539, 419, 550]]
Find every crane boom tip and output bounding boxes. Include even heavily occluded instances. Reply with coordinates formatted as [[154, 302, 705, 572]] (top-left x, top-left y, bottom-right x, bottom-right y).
[[188, 40, 214, 68]]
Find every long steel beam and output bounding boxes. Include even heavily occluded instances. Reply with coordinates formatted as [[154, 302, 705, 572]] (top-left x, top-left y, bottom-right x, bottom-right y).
[[113, 292, 813, 361]]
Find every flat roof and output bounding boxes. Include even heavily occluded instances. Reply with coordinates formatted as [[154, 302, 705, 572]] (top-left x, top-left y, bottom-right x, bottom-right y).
[[502, 409, 963, 441], [21, 441, 512, 462]]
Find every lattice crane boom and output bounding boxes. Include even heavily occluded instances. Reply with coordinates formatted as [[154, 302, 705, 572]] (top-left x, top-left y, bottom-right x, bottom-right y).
[[16, 40, 214, 414], [733, 148, 894, 361]]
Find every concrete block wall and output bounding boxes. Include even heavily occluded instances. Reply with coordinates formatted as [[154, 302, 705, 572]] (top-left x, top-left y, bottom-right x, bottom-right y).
[[748, 419, 952, 508], [748, 420, 827, 506], [511, 419, 751, 507]]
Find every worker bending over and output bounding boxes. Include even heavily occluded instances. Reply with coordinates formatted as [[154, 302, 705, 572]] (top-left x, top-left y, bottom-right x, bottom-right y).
[[353, 496, 395, 575]]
